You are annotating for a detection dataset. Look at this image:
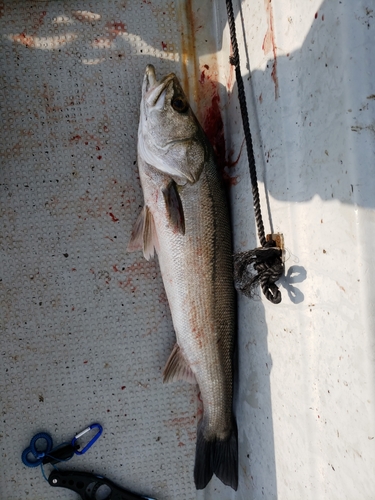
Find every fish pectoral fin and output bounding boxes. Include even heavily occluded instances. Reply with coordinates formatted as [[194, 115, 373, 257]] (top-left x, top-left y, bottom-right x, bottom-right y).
[[127, 206, 158, 260], [162, 182, 185, 235], [162, 343, 196, 384]]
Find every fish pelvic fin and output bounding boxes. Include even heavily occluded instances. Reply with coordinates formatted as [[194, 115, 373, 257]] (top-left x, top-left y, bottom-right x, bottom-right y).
[[127, 206, 158, 260], [162, 181, 185, 235], [194, 417, 238, 491], [162, 343, 196, 384], [127, 208, 145, 252]]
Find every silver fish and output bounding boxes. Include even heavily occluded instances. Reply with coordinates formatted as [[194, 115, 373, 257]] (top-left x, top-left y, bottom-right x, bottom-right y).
[[128, 65, 238, 491]]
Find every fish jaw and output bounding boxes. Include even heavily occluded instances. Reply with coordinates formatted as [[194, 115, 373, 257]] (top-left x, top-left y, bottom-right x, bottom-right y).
[[138, 65, 208, 185]]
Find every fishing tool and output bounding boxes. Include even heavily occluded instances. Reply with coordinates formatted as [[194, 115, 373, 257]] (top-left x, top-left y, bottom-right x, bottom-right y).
[[48, 469, 158, 500], [21, 423, 103, 469]]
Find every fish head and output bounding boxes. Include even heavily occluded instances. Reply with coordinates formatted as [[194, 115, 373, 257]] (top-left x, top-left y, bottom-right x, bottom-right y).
[[138, 65, 208, 185]]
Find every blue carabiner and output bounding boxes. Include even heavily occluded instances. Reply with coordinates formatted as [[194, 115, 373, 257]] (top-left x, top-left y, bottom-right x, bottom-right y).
[[71, 423, 103, 455]]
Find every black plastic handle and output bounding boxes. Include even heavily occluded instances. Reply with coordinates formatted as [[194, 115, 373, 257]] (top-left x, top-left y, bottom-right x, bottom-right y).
[[48, 469, 157, 500], [42, 443, 78, 465]]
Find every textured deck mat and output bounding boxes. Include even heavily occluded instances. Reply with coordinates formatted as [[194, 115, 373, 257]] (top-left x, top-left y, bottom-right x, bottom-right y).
[[0, 1, 229, 498]]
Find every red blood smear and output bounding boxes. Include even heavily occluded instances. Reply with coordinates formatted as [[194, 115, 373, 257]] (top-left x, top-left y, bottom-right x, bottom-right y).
[[121, 386, 126, 390], [262, 0, 279, 99], [97, 155, 102, 160], [222, 172, 239, 186], [70, 135, 81, 141], [106, 21, 126, 37], [203, 94, 226, 174], [14, 33, 35, 47], [202, 87, 242, 188], [315, 12, 318, 19], [112, 22, 126, 32], [199, 70, 206, 84], [39, 11, 47, 22], [83, 360, 88, 364], [109, 212, 119, 222], [161, 41, 167, 50], [113, 265, 119, 272]]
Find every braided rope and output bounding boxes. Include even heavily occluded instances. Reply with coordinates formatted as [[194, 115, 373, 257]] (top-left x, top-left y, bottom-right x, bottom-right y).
[[226, 0, 283, 304]]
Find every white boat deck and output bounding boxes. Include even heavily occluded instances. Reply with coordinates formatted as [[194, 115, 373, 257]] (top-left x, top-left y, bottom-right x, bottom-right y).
[[1, 1, 374, 499]]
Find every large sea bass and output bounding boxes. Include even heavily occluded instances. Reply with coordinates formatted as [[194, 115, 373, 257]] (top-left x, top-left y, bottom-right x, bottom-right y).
[[128, 65, 238, 491]]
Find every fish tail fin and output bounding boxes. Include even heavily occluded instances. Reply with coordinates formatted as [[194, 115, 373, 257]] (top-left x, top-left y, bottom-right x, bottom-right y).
[[194, 417, 238, 491]]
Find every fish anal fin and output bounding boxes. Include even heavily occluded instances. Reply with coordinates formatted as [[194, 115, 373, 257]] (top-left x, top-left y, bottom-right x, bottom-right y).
[[162, 182, 185, 235], [163, 343, 196, 384], [127, 206, 158, 260]]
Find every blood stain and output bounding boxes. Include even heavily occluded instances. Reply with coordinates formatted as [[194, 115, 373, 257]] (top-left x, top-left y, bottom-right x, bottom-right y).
[[108, 212, 119, 222], [106, 21, 126, 37], [11, 33, 35, 47], [199, 69, 243, 188], [262, 0, 279, 99]]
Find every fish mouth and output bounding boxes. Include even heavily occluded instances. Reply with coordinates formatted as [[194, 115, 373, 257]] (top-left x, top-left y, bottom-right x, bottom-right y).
[[164, 137, 193, 147], [144, 64, 157, 89], [143, 64, 176, 107]]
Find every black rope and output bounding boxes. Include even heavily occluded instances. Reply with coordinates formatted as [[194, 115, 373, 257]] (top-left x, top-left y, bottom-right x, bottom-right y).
[[225, 0, 283, 304]]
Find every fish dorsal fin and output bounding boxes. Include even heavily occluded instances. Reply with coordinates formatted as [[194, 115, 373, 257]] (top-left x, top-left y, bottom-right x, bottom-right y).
[[162, 181, 185, 235], [127, 206, 158, 260], [163, 343, 196, 384]]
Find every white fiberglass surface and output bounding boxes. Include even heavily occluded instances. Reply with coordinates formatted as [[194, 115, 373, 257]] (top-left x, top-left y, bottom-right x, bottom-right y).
[[1, 1, 374, 499]]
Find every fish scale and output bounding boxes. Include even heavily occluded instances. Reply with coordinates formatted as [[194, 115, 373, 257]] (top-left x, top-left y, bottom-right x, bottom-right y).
[[129, 65, 238, 491]]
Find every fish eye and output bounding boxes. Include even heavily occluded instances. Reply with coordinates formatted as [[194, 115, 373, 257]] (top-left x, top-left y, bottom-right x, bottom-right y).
[[171, 97, 189, 113]]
